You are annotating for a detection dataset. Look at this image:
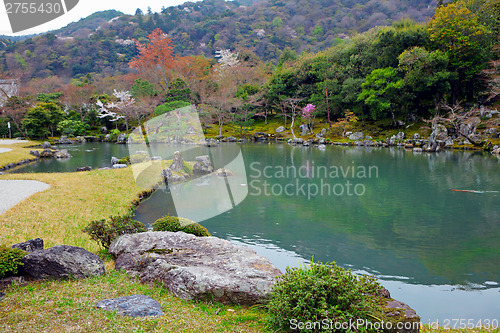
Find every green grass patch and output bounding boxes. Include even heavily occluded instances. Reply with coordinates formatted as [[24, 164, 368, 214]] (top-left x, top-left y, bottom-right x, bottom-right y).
[[0, 270, 267, 333], [0, 140, 42, 169], [0, 168, 147, 252]]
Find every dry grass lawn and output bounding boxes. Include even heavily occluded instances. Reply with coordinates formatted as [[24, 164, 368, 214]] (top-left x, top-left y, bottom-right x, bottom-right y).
[[0, 168, 146, 252], [0, 140, 41, 170]]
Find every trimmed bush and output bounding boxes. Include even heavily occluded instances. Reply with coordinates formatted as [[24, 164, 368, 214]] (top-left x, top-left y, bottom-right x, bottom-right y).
[[117, 156, 131, 165], [267, 260, 382, 332], [153, 100, 191, 116], [109, 129, 121, 142], [83, 213, 147, 249], [152, 215, 211, 237], [0, 245, 27, 278]]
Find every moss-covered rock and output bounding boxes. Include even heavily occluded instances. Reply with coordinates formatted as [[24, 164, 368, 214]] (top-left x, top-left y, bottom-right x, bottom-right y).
[[152, 216, 211, 237]]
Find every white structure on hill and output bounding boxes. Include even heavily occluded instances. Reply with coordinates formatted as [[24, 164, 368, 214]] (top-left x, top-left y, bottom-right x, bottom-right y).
[[0, 79, 20, 107]]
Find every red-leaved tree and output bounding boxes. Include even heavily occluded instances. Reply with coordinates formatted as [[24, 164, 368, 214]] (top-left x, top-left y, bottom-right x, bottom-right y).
[[129, 29, 177, 91]]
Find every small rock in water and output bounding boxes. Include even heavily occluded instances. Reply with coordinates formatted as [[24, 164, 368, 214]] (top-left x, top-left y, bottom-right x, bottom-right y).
[[76, 166, 92, 172], [215, 168, 233, 177], [96, 294, 163, 317]]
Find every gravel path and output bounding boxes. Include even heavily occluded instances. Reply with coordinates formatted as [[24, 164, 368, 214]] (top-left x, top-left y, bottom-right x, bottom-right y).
[[0, 180, 50, 215], [0, 139, 29, 145], [0, 148, 12, 153]]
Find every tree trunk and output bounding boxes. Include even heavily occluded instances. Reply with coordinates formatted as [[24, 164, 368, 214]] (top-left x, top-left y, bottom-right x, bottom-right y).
[[325, 81, 331, 128], [390, 105, 396, 126], [290, 115, 296, 138]]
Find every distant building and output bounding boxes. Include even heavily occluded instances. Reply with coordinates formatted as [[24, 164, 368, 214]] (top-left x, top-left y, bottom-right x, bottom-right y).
[[0, 79, 20, 107]]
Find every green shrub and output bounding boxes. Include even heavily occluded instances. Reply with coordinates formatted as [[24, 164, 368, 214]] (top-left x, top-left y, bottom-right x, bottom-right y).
[[152, 215, 211, 237], [267, 260, 382, 332], [117, 156, 131, 165], [83, 213, 147, 249], [477, 123, 487, 130], [154, 100, 191, 116], [109, 129, 121, 142], [0, 245, 27, 278], [57, 119, 89, 136]]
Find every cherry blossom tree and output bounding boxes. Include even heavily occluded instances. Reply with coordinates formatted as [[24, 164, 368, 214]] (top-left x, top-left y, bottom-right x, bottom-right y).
[[302, 103, 316, 133]]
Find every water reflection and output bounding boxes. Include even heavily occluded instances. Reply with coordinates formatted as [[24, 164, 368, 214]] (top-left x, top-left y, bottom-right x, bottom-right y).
[[134, 143, 500, 322]]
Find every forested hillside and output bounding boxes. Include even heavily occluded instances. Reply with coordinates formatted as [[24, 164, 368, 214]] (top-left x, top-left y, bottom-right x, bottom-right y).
[[0, 0, 438, 80], [0, 0, 498, 141]]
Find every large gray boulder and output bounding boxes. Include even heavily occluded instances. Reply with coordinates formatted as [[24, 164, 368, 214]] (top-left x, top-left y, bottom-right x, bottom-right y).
[[12, 238, 43, 253], [116, 133, 127, 144], [348, 132, 364, 141], [58, 136, 73, 144], [21, 245, 105, 280], [42, 141, 51, 149], [169, 151, 184, 172], [254, 132, 268, 141], [193, 155, 214, 175], [54, 149, 71, 159], [275, 126, 285, 133], [315, 128, 327, 138], [431, 124, 448, 140], [288, 138, 303, 145], [110, 232, 282, 305], [40, 149, 55, 158], [96, 294, 163, 317]]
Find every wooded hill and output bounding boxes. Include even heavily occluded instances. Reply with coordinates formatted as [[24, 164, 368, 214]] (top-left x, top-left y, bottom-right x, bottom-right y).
[[0, 0, 438, 81]]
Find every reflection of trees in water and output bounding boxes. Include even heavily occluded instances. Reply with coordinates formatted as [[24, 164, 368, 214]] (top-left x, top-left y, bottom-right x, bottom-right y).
[[246, 146, 500, 284], [137, 144, 500, 285]]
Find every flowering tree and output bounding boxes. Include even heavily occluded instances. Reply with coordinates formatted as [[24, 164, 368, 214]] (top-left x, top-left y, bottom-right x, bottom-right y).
[[96, 90, 132, 131], [215, 49, 239, 70], [302, 103, 316, 133]]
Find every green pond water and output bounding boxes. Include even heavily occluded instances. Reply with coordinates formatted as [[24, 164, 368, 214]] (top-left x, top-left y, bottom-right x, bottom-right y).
[[12, 142, 500, 324]]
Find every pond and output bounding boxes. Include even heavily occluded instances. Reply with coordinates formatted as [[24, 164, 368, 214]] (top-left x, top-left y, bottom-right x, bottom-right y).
[[10, 142, 131, 173], [13, 142, 500, 323]]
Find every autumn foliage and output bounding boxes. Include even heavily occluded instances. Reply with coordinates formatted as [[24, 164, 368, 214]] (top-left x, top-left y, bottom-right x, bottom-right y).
[[129, 29, 177, 91]]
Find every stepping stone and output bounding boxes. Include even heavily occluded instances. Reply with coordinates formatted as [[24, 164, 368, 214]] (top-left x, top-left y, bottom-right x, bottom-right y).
[[96, 294, 163, 317]]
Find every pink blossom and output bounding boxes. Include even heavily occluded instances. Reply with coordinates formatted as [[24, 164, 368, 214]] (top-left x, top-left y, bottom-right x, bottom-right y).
[[302, 104, 316, 119]]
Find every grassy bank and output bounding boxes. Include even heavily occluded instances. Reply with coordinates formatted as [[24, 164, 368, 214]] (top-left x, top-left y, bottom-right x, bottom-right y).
[[1, 268, 266, 333], [0, 168, 146, 252], [203, 116, 500, 152], [0, 140, 41, 170]]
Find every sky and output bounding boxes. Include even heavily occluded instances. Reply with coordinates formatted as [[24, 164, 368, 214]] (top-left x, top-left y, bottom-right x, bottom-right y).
[[0, 0, 199, 36]]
